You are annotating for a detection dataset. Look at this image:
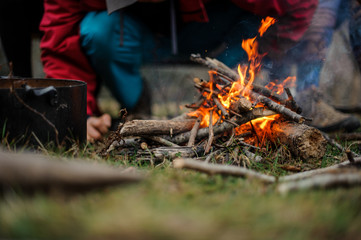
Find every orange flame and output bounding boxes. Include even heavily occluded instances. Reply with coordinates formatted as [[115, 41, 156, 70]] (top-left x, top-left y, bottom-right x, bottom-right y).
[[265, 76, 296, 95], [187, 16, 296, 146], [259, 17, 276, 37]]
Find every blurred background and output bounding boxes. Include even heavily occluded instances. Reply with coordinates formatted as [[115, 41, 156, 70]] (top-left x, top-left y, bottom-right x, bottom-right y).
[[1, 20, 361, 118]]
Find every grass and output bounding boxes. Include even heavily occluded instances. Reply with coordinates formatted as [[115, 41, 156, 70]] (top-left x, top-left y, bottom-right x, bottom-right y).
[[1, 166, 361, 239], [1, 138, 361, 240], [1, 109, 361, 239]]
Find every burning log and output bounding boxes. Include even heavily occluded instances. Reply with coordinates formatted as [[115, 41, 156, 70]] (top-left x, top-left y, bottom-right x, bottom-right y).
[[167, 108, 276, 145], [250, 92, 307, 123], [266, 121, 327, 160]]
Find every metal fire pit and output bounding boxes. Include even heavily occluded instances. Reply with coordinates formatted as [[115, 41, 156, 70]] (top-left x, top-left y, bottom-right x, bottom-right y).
[[0, 78, 87, 147]]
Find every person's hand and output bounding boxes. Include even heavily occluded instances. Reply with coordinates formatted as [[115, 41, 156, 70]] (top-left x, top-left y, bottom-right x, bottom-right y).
[[87, 113, 111, 142]]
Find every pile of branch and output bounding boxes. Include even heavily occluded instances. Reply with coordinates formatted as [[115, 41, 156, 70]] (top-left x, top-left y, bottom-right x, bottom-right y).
[[105, 55, 326, 162], [101, 55, 361, 193]]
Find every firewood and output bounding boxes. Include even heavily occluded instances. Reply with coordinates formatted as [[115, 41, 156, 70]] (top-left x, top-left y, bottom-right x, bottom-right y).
[[266, 121, 327, 160], [173, 158, 276, 183], [213, 96, 229, 118], [117, 119, 196, 137], [190, 54, 285, 103], [167, 108, 276, 144], [204, 111, 214, 154], [143, 136, 180, 147], [230, 98, 252, 113], [284, 88, 302, 114], [251, 92, 306, 123], [138, 146, 205, 161], [187, 116, 202, 147]]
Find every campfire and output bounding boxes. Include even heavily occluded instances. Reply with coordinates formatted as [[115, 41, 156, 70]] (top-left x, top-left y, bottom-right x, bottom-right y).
[[105, 16, 327, 162], [101, 16, 361, 193]]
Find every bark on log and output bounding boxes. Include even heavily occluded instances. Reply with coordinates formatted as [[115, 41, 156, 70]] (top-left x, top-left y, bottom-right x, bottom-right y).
[[267, 121, 327, 160], [117, 119, 196, 137]]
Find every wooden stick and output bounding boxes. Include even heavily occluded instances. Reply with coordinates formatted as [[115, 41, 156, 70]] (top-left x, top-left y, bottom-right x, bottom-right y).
[[251, 92, 306, 123], [205, 149, 222, 163], [213, 96, 229, 118], [279, 157, 361, 182], [185, 98, 205, 109], [144, 136, 180, 147], [321, 132, 360, 157], [321, 131, 344, 152], [284, 88, 302, 114], [117, 119, 196, 137], [277, 172, 361, 194], [187, 116, 202, 147], [139, 145, 205, 161], [173, 158, 276, 183], [204, 111, 214, 154]]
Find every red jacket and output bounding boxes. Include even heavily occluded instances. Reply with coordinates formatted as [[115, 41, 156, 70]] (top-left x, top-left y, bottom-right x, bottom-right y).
[[40, 0, 317, 116]]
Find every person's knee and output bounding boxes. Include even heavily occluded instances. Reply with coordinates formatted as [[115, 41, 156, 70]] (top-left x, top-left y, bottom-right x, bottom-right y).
[[80, 11, 119, 51], [80, 11, 144, 64]]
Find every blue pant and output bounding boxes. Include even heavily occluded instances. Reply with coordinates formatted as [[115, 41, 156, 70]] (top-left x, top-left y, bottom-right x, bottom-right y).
[[80, 3, 261, 110]]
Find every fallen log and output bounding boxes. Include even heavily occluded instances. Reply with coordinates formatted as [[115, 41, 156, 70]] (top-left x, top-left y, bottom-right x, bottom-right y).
[[0, 150, 143, 193], [117, 119, 196, 137], [266, 121, 327, 160]]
